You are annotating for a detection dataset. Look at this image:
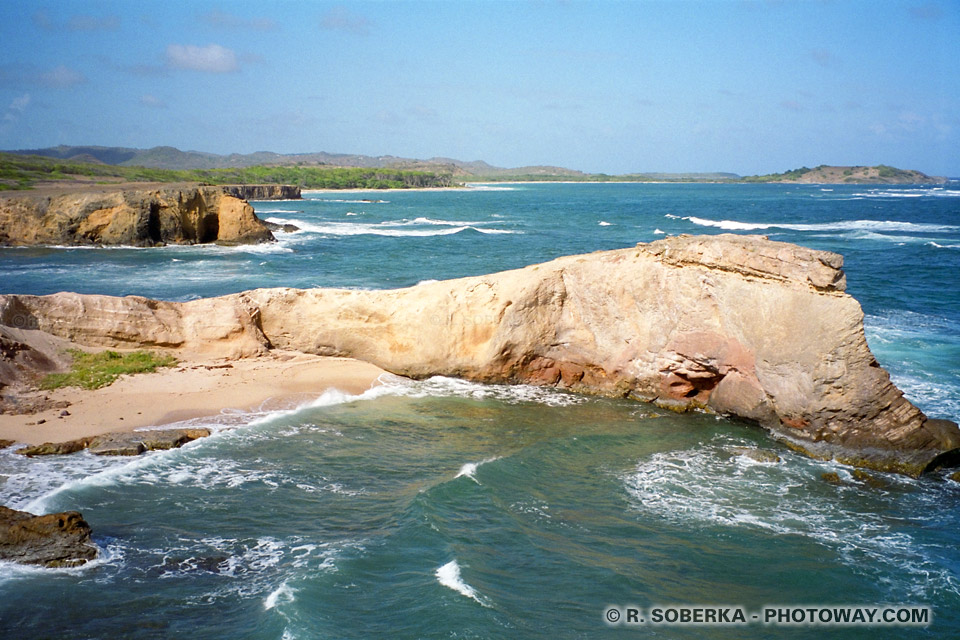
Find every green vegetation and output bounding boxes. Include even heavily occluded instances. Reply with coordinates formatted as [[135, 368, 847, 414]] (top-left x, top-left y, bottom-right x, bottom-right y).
[[40, 349, 178, 390], [741, 166, 815, 183], [0, 152, 454, 190], [462, 172, 739, 183], [874, 164, 913, 180]]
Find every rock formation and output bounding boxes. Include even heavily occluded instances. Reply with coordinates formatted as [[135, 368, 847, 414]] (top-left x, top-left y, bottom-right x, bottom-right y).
[[0, 184, 275, 246], [0, 505, 98, 567], [220, 184, 301, 200], [16, 428, 211, 457], [1, 234, 957, 475]]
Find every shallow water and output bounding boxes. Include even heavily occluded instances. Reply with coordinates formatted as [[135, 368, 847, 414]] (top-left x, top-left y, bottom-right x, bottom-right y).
[[1, 183, 958, 638]]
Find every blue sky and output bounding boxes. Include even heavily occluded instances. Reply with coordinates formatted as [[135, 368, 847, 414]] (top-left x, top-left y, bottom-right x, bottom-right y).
[[0, 0, 957, 175]]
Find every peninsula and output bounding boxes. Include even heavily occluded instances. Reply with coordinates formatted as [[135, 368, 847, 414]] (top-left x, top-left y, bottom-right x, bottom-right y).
[[2, 234, 957, 477]]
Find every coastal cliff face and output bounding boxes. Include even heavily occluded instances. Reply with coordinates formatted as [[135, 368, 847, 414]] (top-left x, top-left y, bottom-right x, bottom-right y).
[[1, 234, 956, 475], [220, 184, 301, 201], [0, 184, 275, 246]]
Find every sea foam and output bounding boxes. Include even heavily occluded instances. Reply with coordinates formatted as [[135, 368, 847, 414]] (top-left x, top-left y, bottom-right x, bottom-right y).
[[455, 457, 502, 484], [435, 560, 490, 606], [673, 214, 959, 234], [623, 434, 960, 600]]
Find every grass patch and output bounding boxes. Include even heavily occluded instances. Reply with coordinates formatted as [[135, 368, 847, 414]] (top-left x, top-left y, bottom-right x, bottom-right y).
[[40, 349, 178, 390]]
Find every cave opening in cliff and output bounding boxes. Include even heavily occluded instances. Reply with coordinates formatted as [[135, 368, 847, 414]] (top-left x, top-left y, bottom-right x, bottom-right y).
[[199, 213, 219, 243], [147, 203, 162, 243]]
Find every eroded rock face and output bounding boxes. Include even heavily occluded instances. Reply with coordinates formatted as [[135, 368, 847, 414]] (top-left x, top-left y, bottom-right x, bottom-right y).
[[0, 184, 275, 246], [1, 234, 957, 475], [0, 505, 97, 568], [220, 185, 301, 201]]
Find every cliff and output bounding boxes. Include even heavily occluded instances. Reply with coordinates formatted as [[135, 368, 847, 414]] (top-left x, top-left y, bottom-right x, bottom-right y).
[[0, 184, 275, 246], [220, 184, 301, 201], [1, 234, 957, 475]]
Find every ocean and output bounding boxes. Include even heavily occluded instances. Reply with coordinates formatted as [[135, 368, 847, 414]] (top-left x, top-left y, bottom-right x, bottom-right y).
[[1, 183, 958, 638]]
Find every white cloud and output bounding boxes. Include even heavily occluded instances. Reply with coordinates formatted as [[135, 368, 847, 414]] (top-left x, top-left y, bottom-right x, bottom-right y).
[[67, 15, 120, 31], [201, 10, 277, 31], [320, 7, 371, 36], [166, 44, 239, 73], [3, 93, 30, 122], [140, 94, 167, 109], [39, 65, 86, 87], [810, 49, 834, 68], [33, 10, 119, 32]]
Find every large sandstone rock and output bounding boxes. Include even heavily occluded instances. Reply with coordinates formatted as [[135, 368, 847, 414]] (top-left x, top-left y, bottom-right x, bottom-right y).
[[0, 505, 97, 567], [1, 234, 957, 475], [0, 184, 275, 246]]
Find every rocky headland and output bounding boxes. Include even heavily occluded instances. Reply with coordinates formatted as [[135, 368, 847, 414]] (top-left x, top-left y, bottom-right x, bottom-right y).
[[0, 183, 282, 246], [2, 234, 957, 477], [220, 184, 301, 201]]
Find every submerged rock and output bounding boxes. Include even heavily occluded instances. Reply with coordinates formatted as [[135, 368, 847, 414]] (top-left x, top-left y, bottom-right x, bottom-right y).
[[17, 438, 91, 457], [1, 234, 957, 476], [730, 447, 782, 464], [821, 472, 844, 485], [0, 505, 97, 568]]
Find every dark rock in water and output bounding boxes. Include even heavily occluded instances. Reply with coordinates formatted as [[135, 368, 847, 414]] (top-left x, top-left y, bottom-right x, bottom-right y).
[[87, 428, 212, 456], [851, 469, 889, 490], [730, 447, 781, 463], [17, 428, 211, 457], [821, 472, 844, 485], [17, 437, 91, 457], [0, 439, 14, 450], [263, 220, 301, 233], [949, 471, 960, 483], [0, 505, 97, 568], [87, 433, 146, 456]]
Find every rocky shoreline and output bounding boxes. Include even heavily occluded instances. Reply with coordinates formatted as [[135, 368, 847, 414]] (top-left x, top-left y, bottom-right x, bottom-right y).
[[3, 233, 958, 568], [0, 183, 298, 247], [2, 233, 956, 476]]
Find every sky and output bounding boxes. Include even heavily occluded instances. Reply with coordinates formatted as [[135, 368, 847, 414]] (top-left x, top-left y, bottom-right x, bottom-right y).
[[0, 0, 957, 176]]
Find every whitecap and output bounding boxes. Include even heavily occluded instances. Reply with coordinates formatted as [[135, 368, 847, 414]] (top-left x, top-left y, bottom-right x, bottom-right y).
[[264, 580, 297, 610], [599, 221, 612, 226], [261, 218, 518, 237], [622, 435, 960, 600], [455, 457, 501, 484], [653, 228, 666, 235], [377, 375, 586, 407], [435, 560, 490, 606], [673, 214, 959, 234]]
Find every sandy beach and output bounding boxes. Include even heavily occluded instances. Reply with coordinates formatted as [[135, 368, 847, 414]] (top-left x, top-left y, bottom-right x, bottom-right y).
[[0, 351, 387, 445]]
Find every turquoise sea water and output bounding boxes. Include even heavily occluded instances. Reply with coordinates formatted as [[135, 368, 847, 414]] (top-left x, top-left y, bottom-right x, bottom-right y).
[[1, 183, 958, 638]]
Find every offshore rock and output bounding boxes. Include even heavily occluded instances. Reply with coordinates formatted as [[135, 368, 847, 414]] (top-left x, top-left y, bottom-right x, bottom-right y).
[[0, 505, 98, 567], [1, 234, 957, 476], [0, 184, 274, 246]]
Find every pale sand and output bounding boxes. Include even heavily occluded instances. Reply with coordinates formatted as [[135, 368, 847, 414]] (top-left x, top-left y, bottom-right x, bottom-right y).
[[0, 351, 388, 445]]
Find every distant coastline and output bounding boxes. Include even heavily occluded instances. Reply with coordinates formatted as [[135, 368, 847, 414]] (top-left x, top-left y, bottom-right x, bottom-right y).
[[0, 145, 947, 190]]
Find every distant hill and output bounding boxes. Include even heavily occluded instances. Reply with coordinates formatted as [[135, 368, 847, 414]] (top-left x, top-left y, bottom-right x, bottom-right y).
[[3, 147, 944, 185], [6, 145, 709, 180], [743, 164, 946, 184]]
